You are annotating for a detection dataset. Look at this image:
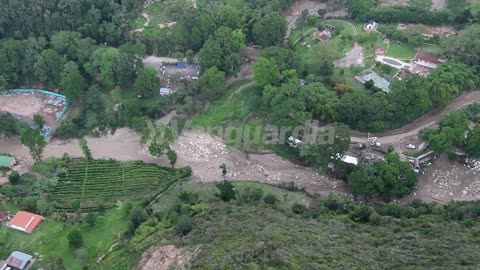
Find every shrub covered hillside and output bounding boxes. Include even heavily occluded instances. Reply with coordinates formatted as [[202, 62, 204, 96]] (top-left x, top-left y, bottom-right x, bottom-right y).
[[98, 181, 480, 270]]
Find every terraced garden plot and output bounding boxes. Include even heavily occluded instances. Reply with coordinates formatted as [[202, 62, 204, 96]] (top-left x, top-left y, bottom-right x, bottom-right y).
[[51, 159, 189, 211]]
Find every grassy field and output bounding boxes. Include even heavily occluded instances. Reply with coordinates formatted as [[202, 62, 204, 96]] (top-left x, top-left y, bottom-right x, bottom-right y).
[[50, 159, 187, 211], [0, 206, 127, 270], [97, 180, 480, 269], [386, 42, 417, 59]]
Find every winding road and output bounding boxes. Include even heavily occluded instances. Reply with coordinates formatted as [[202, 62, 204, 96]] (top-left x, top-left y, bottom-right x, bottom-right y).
[[351, 90, 480, 144]]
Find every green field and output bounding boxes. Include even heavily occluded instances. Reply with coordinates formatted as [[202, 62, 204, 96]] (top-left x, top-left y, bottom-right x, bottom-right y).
[[386, 42, 417, 59], [50, 159, 188, 211], [0, 206, 127, 270]]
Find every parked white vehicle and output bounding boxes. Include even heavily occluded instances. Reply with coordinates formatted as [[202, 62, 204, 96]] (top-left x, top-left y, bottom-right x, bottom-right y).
[[406, 144, 416, 149]]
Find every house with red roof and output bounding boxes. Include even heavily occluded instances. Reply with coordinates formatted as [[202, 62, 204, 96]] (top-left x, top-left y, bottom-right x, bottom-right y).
[[409, 51, 447, 77], [8, 211, 44, 233]]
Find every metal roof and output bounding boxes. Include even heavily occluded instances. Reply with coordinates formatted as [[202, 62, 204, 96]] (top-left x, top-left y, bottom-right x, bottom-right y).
[[7, 251, 32, 269], [0, 155, 14, 167]]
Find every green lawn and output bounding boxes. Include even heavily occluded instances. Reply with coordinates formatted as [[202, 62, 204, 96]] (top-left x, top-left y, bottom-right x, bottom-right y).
[[386, 42, 417, 59], [0, 206, 127, 270]]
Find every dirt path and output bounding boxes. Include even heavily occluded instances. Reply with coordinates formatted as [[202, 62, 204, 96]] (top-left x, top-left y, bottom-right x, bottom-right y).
[[351, 90, 480, 144]]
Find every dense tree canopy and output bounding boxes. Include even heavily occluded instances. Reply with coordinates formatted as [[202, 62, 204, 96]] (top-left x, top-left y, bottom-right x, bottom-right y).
[[348, 154, 418, 201], [253, 12, 287, 47]]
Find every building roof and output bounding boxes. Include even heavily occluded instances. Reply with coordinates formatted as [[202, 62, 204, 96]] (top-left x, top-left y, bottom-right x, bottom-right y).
[[375, 47, 385, 53], [6, 251, 32, 269], [0, 155, 14, 167], [416, 51, 444, 64], [9, 211, 44, 233], [341, 155, 359, 166]]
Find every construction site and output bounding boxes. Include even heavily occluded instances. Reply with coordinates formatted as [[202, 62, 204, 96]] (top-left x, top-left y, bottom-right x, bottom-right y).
[[0, 89, 68, 137]]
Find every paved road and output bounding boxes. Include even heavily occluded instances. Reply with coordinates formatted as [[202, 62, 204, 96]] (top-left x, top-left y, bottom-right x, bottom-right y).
[[351, 90, 480, 144]]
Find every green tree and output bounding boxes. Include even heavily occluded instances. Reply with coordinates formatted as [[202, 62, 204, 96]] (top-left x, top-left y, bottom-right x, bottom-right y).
[[33, 114, 45, 130], [134, 67, 159, 97], [79, 139, 92, 160], [84, 213, 97, 228], [199, 27, 245, 75], [60, 61, 87, 102], [465, 125, 480, 157], [84, 47, 118, 88], [166, 148, 178, 168], [253, 57, 281, 87], [300, 123, 351, 168], [253, 12, 287, 47], [428, 62, 478, 107], [175, 215, 193, 235], [67, 229, 83, 248], [34, 49, 65, 86], [0, 39, 25, 85], [197, 66, 226, 98], [20, 128, 46, 161], [8, 171, 20, 185], [128, 206, 148, 233], [216, 180, 236, 202]]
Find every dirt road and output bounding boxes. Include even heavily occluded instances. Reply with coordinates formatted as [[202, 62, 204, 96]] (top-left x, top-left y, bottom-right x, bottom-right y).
[[351, 90, 480, 144]]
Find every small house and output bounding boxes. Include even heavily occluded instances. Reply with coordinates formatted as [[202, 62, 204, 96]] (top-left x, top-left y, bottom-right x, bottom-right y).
[[0, 155, 15, 169], [159, 87, 172, 96], [364, 20, 377, 32], [312, 29, 332, 42], [375, 46, 386, 55], [8, 211, 44, 233], [1, 251, 34, 270]]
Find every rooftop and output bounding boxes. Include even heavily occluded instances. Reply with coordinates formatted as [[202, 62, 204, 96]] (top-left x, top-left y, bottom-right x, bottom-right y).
[[0, 155, 14, 167], [9, 211, 44, 233], [6, 251, 32, 270], [416, 51, 446, 64]]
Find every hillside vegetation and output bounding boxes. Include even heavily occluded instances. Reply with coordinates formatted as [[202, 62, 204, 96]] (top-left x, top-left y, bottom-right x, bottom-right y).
[[97, 181, 480, 270]]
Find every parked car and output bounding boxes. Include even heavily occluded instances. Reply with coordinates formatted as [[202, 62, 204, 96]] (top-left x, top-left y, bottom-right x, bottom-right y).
[[406, 144, 416, 149]]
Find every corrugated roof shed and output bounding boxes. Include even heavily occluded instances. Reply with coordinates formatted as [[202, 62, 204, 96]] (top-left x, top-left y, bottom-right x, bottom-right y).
[[6, 251, 32, 269]]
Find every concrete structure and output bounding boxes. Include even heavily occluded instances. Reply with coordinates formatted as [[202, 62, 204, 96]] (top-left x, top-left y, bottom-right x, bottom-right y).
[[355, 69, 391, 93], [159, 87, 172, 96], [1, 251, 33, 270], [8, 211, 44, 233], [364, 20, 377, 32], [312, 29, 332, 42]]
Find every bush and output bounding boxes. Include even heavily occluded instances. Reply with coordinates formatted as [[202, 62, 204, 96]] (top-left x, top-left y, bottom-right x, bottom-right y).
[[215, 181, 236, 202], [239, 187, 264, 204], [175, 215, 193, 235], [291, 203, 307, 214], [8, 171, 20, 185], [67, 229, 83, 248], [263, 194, 278, 205]]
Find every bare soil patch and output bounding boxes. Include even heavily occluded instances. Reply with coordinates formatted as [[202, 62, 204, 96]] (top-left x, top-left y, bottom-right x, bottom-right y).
[[0, 92, 66, 128], [137, 245, 198, 270], [412, 156, 480, 202], [334, 43, 364, 68]]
